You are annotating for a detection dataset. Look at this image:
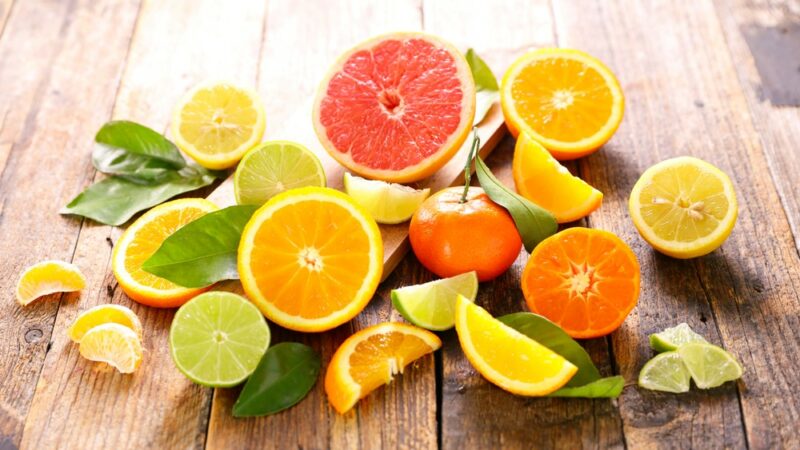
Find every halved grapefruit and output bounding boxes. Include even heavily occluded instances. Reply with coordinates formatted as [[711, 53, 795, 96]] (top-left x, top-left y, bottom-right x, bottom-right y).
[[312, 32, 476, 183]]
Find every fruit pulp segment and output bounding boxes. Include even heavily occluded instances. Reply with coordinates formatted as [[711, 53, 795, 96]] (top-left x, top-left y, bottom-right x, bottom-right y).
[[236, 143, 324, 204], [17, 262, 85, 301], [178, 85, 260, 154], [348, 331, 434, 395]]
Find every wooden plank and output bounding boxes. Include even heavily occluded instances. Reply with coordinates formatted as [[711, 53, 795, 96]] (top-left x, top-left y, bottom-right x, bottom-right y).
[[0, 1, 140, 448], [19, 1, 267, 449], [0, 0, 13, 38], [555, 0, 800, 448]]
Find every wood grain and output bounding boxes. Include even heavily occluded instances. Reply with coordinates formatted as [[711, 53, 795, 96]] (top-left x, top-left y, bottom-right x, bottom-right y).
[[0, 0, 12, 38]]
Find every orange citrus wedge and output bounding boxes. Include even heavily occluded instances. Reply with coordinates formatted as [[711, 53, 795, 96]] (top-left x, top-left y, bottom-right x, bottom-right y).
[[16, 260, 86, 305], [238, 187, 383, 332], [112, 198, 217, 308], [325, 322, 441, 414], [513, 132, 603, 223], [454, 296, 577, 396], [501, 48, 624, 159]]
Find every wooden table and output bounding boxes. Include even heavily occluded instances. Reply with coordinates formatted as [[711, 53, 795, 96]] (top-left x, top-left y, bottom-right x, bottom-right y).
[[1, 1, 799, 449]]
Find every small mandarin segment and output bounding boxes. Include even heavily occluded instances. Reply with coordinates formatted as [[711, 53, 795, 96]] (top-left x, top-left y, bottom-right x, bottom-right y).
[[238, 187, 383, 332], [68, 304, 143, 343], [325, 322, 441, 414], [15, 260, 86, 306], [78, 323, 143, 374], [512, 133, 603, 223], [522, 228, 640, 339]]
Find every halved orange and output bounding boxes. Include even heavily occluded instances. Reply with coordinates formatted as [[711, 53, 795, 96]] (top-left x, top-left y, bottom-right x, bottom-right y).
[[325, 322, 441, 414], [521, 228, 640, 339], [112, 198, 217, 308], [238, 187, 383, 332], [513, 132, 603, 223], [501, 48, 624, 160]]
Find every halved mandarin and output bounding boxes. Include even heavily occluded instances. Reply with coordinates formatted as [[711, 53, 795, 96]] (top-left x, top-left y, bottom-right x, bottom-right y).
[[325, 322, 441, 414], [238, 187, 383, 332], [521, 228, 640, 339]]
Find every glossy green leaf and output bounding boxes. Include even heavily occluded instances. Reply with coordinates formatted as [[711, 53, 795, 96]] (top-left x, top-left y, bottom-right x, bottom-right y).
[[142, 205, 258, 288], [465, 49, 499, 125], [95, 120, 185, 168], [92, 145, 180, 184], [549, 376, 624, 398], [233, 342, 321, 417], [475, 157, 557, 252]]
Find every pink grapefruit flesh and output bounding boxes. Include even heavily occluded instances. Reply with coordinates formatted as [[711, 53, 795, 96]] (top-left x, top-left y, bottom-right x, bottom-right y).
[[313, 32, 476, 183]]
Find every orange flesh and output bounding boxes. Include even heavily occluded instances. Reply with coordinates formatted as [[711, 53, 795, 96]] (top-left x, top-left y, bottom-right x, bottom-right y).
[[348, 331, 435, 395]]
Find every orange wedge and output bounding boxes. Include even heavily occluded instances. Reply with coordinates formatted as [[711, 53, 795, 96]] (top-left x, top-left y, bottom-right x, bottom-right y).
[[325, 322, 441, 414], [238, 187, 383, 332], [513, 133, 603, 223], [112, 198, 217, 308], [16, 260, 86, 305], [454, 296, 577, 396], [501, 48, 624, 159]]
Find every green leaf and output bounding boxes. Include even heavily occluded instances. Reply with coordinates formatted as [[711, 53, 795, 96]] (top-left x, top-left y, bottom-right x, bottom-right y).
[[499, 312, 601, 386], [233, 342, 321, 417], [465, 49, 500, 126], [142, 205, 258, 288], [548, 376, 624, 398], [475, 157, 557, 252], [92, 145, 180, 184], [95, 120, 185, 168]]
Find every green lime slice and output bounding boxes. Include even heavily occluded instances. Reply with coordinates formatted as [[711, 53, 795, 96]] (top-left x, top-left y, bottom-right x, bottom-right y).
[[391, 271, 478, 331], [677, 342, 743, 389], [343, 172, 430, 224], [649, 322, 707, 352], [234, 141, 326, 205], [638, 351, 691, 393], [169, 291, 270, 387]]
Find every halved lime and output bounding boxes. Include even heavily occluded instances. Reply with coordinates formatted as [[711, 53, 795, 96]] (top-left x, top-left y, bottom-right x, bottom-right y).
[[678, 343, 743, 389], [649, 322, 707, 352], [343, 172, 430, 224], [638, 351, 691, 393], [234, 140, 326, 205], [391, 271, 478, 331], [169, 291, 270, 387]]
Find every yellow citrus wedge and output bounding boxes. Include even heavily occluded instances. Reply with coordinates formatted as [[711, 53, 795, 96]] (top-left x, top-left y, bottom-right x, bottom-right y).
[[112, 198, 217, 308], [325, 322, 441, 414], [513, 133, 603, 223], [16, 260, 86, 306], [501, 48, 624, 159], [68, 304, 143, 343], [454, 295, 577, 396], [171, 82, 266, 169], [78, 323, 143, 374], [238, 187, 383, 332], [629, 156, 738, 259]]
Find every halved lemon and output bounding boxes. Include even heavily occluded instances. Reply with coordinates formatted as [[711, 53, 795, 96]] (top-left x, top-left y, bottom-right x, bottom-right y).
[[238, 187, 383, 332], [501, 48, 624, 159], [78, 323, 143, 374], [68, 304, 143, 343], [324, 322, 441, 414], [171, 82, 266, 169], [16, 260, 86, 305], [112, 198, 217, 308], [513, 133, 603, 223], [454, 296, 577, 395], [629, 156, 737, 259]]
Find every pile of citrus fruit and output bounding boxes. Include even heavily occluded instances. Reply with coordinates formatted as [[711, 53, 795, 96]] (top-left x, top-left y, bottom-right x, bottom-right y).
[[15, 31, 743, 415]]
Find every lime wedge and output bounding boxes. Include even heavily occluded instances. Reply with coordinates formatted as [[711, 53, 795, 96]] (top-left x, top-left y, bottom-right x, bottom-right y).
[[169, 291, 270, 387], [649, 323, 707, 352], [343, 172, 430, 224], [391, 271, 478, 331], [677, 343, 743, 389], [234, 141, 326, 205], [638, 351, 691, 393]]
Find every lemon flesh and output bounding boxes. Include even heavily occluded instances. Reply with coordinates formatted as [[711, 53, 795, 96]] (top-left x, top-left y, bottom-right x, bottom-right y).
[[343, 172, 430, 224]]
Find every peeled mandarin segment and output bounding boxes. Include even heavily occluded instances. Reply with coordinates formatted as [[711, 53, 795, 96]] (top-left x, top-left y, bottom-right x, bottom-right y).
[[522, 228, 640, 339], [68, 304, 143, 343], [78, 323, 143, 374], [16, 260, 86, 305], [512, 133, 603, 223]]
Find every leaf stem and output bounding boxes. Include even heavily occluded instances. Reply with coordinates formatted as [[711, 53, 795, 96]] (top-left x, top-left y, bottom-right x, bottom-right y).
[[460, 128, 480, 204]]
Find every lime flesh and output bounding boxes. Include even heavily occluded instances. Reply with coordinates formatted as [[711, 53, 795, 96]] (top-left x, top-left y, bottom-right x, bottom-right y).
[[391, 272, 478, 331], [649, 322, 707, 352], [234, 141, 326, 206], [678, 343, 743, 389], [343, 172, 430, 224], [169, 291, 270, 387], [638, 351, 691, 393]]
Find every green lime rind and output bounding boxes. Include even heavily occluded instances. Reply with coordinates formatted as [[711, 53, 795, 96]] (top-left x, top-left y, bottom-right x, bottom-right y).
[[169, 291, 270, 387], [234, 141, 326, 206], [343, 172, 430, 224], [391, 272, 479, 331], [649, 322, 707, 352], [677, 343, 743, 389], [638, 351, 691, 393]]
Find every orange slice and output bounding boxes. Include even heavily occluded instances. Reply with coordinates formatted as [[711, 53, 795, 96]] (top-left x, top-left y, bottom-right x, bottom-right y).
[[521, 228, 640, 339], [501, 48, 624, 159], [112, 198, 217, 308], [513, 132, 603, 223], [238, 187, 383, 332], [454, 296, 577, 395], [16, 260, 86, 305], [325, 322, 441, 414]]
